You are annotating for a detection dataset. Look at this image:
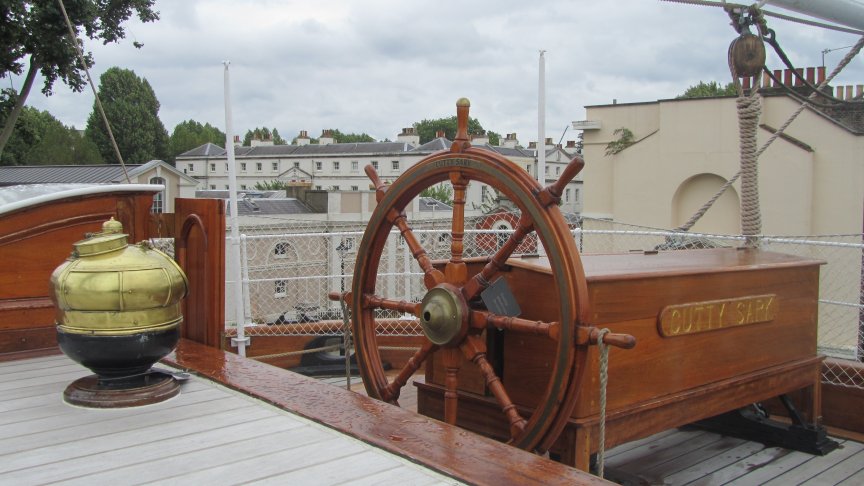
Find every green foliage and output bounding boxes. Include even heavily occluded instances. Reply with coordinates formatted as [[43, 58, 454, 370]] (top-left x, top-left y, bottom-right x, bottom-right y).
[[84, 67, 170, 164], [0, 106, 103, 165], [677, 81, 737, 99], [170, 120, 225, 156], [323, 128, 375, 143], [605, 127, 635, 156], [412, 116, 500, 145], [253, 180, 291, 191], [420, 183, 453, 205], [243, 127, 286, 145], [0, 0, 158, 96]]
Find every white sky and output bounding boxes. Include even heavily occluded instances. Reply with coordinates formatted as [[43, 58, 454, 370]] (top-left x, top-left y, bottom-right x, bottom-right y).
[[10, 0, 864, 146]]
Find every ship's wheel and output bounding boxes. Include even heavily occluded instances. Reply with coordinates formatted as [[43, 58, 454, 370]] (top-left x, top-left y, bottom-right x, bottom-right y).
[[337, 99, 631, 454]]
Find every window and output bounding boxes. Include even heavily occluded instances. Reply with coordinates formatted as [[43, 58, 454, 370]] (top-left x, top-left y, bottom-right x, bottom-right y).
[[526, 164, 531, 173], [351, 185, 359, 191], [256, 162, 262, 171], [187, 163, 194, 173], [315, 185, 322, 190], [556, 166, 561, 176], [272, 162, 278, 171], [565, 188, 571, 202], [210, 163, 216, 172], [274, 280, 287, 297], [293, 161, 300, 168], [331, 185, 340, 191], [371, 160, 379, 170], [545, 166, 549, 175], [574, 189, 580, 202], [241, 185, 247, 190], [274, 241, 290, 258], [210, 184, 216, 190], [224, 163, 228, 172], [315, 161, 322, 171], [224, 185, 229, 189], [351, 160, 359, 172], [149, 177, 165, 213], [333, 161, 340, 171], [391, 160, 399, 171], [241, 163, 247, 171]]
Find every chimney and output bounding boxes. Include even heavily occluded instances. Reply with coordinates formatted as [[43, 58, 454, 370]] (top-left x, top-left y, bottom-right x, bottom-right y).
[[470, 131, 489, 146], [296, 130, 311, 146], [397, 127, 420, 146], [501, 132, 518, 148], [566, 140, 576, 149], [435, 130, 446, 139], [544, 137, 554, 150], [528, 141, 537, 149], [233, 135, 241, 147], [319, 129, 335, 146]]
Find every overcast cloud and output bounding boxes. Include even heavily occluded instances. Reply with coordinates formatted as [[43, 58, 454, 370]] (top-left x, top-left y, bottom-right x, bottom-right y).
[[10, 0, 864, 146]]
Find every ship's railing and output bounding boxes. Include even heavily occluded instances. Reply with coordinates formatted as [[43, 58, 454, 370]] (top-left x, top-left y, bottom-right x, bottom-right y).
[[222, 216, 864, 389]]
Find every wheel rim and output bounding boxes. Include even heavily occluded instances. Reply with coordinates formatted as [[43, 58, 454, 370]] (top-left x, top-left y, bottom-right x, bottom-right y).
[[351, 124, 588, 453]]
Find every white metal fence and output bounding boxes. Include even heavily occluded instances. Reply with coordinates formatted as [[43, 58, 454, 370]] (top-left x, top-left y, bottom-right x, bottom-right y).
[[222, 215, 864, 389]]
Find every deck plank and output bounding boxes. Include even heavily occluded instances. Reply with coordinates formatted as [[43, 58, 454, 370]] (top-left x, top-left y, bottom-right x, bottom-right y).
[[660, 440, 768, 484], [799, 449, 864, 486], [331, 465, 451, 486], [258, 449, 412, 484], [615, 435, 748, 483], [50, 425, 343, 485], [755, 439, 863, 485]]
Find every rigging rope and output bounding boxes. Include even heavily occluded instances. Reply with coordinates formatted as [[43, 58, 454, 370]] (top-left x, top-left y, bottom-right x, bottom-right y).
[[56, 0, 130, 183]]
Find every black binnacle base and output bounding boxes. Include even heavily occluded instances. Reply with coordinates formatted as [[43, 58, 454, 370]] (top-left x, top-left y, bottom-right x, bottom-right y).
[[63, 371, 180, 409]]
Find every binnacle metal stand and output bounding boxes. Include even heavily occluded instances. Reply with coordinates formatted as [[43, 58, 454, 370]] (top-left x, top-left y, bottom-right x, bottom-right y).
[[694, 395, 839, 455]]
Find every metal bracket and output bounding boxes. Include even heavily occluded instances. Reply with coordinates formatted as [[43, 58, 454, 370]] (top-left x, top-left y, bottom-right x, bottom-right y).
[[231, 336, 251, 348]]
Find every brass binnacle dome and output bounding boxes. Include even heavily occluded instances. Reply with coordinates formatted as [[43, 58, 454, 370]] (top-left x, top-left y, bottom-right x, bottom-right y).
[[50, 218, 189, 407]]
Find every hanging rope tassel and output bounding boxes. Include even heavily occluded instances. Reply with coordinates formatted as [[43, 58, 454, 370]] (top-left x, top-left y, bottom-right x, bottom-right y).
[[737, 91, 762, 246]]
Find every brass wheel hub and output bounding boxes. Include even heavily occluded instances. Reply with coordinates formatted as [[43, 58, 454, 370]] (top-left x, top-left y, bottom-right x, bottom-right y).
[[420, 285, 468, 346]]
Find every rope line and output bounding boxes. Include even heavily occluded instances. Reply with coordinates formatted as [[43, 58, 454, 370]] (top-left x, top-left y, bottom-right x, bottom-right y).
[[596, 328, 611, 479], [250, 344, 340, 360], [56, 0, 130, 183]]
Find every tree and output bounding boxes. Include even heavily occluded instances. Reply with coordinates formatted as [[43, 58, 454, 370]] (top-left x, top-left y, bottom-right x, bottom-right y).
[[420, 183, 453, 205], [84, 67, 170, 164], [253, 180, 291, 191], [0, 106, 103, 165], [243, 127, 286, 145], [677, 81, 737, 99], [0, 0, 158, 157], [412, 116, 500, 145], [323, 128, 375, 143], [170, 120, 225, 156]]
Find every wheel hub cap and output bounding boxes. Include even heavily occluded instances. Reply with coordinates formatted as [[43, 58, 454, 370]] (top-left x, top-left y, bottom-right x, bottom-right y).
[[420, 286, 466, 346]]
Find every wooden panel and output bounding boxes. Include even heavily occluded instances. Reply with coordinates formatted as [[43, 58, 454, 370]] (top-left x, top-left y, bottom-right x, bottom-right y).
[[0, 190, 156, 356], [175, 198, 225, 349]]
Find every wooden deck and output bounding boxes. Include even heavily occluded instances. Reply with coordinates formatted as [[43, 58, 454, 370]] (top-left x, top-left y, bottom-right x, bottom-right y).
[[4, 350, 862, 485], [345, 374, 864, 485], [0, 355, 458, 485]]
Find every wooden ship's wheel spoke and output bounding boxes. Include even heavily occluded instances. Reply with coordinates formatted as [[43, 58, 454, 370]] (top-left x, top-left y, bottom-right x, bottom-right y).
[[363, 294, 421, 316], [469, 309, 560, 340], [381, 341, 437, 403], [462, 213, 534, 301], [445, 172, 468, 285], [461, 335, 527, 438]]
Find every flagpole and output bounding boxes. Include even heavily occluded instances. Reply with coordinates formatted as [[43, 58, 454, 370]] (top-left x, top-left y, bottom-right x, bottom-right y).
[[223, 61, 248, 357], [538, 50, 546, 185]]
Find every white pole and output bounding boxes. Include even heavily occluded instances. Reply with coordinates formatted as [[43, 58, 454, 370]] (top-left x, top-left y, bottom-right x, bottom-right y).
[[766, 0, 864, 31], [223, 61, 248, 357], [538, 50, 546, 185]]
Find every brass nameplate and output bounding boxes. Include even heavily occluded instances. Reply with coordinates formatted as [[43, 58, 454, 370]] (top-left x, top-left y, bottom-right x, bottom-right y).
[[658, 294, 778, 337]]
